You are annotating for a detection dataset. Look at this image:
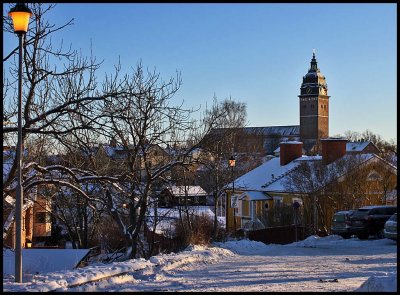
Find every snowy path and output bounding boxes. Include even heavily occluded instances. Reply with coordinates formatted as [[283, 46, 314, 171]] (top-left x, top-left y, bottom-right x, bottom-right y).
[[66, 237, 397, 292]]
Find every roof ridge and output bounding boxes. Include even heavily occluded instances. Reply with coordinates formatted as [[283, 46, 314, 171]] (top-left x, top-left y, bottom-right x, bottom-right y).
[[261, 163, 300, 188]]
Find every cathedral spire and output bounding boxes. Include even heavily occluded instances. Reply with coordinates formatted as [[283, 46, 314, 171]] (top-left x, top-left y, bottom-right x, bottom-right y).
[[310, 49, 318, 71]]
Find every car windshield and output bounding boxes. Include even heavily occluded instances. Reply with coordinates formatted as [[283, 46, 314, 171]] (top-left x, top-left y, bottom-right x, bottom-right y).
[[333, 214, 345, 222], [388, 214, 397, 222], [352, 209, 370, 218]]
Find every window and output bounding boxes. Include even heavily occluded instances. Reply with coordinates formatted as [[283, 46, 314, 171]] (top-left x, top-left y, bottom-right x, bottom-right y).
[[384, 208, 397, 215], [273, 196, 283, 207], [367, 171, 382, 181], [35, 212, 51, 224], [272, 196, 283, 223], [372, 209, 384, 215], [292, 198, 303, 206], [235, 199, 241, 216]]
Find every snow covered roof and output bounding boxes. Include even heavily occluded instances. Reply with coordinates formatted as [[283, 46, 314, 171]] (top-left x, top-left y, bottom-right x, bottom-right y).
[[273, 145, 306, 154], [266, 154, 378, 193], [243, 125, 300, 136], [103, 145, 117, 157], [3, 197, 35, 239], [3, 149, 17, 183], [210, 125, 300, 138], [146, 206, 216, 237], [346, 141, 375, 152], [100, 143, 169, 160], [231, 153, 386, 195], [103, 144, 132, 159], [4, 195, 15, 206], [148, 206, 215, 219], [232, 157, 302, 192], [386, 189, 397, 199], [169, 186, 208, 197], [238, 191, 271, 201]]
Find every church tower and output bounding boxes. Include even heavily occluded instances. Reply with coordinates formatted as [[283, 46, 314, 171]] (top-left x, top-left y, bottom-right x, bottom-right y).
[[298, 51, 329, 153]]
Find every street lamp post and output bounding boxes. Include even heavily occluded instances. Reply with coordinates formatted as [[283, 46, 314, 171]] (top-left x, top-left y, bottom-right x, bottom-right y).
[[8, 2, 32, 283], [229, 156, 236, 237]]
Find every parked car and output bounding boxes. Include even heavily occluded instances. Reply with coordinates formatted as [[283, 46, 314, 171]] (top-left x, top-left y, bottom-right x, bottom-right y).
[[330, 210, 356, 239], [348, 205, 397, 240], [384, 213, 397, 241]]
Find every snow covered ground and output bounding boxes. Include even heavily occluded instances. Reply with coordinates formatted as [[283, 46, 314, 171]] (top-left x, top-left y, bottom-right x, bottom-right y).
[[3, 235, 397, 292]]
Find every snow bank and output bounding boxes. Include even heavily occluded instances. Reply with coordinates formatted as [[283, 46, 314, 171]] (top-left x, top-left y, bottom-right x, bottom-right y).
[[285, 234, 342, 247], [3, 249, 91, 275], [3, 244, 234, 292], [149, 244, 234, 271], [355, 272, 397, 292], [3, 258, 153, 292], [286, 234, 397, 249], [213, 239, 271, 255], [3, 236, 396, 292]]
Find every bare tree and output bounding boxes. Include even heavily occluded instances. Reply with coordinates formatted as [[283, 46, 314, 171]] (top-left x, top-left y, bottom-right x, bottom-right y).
[[2, 4, 131, 252], [3, 3, 124, 190], [2, 3, 248, 259], [282, 160, 325, 235], [339, 129, 396, 155], [197, 97, 248, 238], [58, 61, 229, 259], [342, 130, 361, 142], [283, 153, 397, 235]]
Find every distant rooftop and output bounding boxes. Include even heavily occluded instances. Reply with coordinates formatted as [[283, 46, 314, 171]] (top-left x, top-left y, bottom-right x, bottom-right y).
[[346, 141, 374, 152]]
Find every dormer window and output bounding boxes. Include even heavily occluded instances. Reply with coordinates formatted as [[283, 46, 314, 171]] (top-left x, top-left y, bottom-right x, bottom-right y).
[[367, 171, 382, 181]]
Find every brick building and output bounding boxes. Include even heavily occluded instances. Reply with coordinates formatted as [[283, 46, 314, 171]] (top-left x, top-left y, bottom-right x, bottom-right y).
[[208, 52, 330, 155]]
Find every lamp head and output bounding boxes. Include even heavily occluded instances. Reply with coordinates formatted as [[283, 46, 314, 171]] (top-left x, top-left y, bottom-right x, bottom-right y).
[[229, 156, 236, 167], [9, 3, 32, 35]]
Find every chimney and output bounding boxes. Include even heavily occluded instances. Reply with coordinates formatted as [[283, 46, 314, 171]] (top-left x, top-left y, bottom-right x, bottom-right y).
[[110, 138, 117, 148], [321, 138, 348, 165], [280, 141, 303, 166]]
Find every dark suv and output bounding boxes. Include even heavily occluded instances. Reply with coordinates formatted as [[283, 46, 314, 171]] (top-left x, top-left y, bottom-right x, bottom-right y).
[[348, 205, 397, 240], [331, 210, 356, 239]]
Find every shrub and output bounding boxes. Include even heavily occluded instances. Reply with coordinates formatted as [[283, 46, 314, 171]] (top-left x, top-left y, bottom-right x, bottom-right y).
[[174, 213, 222, 249], [92, 217, 125, 252]]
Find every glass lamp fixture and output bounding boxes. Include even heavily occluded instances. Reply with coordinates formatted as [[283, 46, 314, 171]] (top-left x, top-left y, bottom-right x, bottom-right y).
[[229, 156, 236, 167], [9, 3, 32, 34]]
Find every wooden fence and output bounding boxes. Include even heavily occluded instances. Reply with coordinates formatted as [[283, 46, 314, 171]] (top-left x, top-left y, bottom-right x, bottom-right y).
[[246, 225, 309, 245]]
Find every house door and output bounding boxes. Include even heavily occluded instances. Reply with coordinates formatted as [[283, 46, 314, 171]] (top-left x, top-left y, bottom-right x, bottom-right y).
[[240, 199, 250, 228]]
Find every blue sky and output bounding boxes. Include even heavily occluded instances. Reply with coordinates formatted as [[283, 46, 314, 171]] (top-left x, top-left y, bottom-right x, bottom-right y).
[[3, 3, 397, 141]]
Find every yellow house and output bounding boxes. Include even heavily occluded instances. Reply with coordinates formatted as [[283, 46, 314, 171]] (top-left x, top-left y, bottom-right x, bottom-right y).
[[225, 139, 397, 234], [226, 143, 305, 233]]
